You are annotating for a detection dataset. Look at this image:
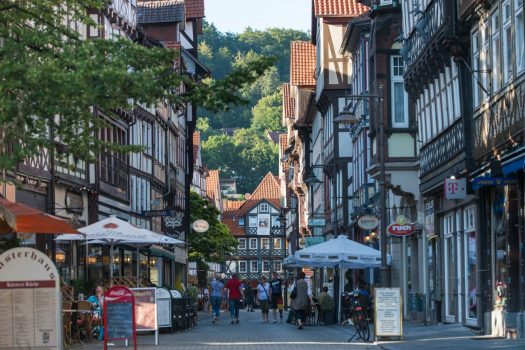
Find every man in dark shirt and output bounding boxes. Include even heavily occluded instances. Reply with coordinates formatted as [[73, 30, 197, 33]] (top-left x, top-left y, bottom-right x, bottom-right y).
[[270, 271, 284, 323], [225, 273, 244, 324]]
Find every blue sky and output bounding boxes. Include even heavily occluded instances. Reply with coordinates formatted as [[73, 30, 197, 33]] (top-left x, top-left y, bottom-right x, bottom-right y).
[[205, 0, 311, 33]]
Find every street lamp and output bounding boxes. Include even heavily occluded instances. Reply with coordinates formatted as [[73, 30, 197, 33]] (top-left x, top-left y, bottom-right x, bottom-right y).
[[334, 86, 390, 287]]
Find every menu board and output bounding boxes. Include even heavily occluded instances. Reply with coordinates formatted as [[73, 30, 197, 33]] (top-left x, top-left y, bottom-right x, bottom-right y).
[[106, 303, 133, 339], [156, 288, 172, 328], [0, 248, 61, 349], [374, 288, 403, 338], [132, 288, 157, 331]]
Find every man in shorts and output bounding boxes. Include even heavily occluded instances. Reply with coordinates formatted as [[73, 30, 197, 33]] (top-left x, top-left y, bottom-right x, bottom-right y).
[[270, 271, 284, 323]]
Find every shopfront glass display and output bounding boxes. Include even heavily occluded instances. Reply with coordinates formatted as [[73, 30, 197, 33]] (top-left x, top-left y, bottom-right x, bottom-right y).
[[464, 206, 477, 320], [492, 187, 508, 302]]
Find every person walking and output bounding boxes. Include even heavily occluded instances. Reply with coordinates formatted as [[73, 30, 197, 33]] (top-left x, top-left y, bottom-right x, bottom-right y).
[[270, 271, 284, 323], [245, 281, 255, 312], [292, 271, 310, 329], [225, 273, 244, 324], [210, 274, 224, 324], [257, 275, 271, 323]]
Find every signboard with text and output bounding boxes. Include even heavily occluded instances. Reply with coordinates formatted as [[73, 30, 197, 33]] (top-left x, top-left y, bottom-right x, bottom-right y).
[[131, 288, 158, 331], [103, 285, 137, 350], [0, 247, 62, 350], [308, 218, 326, 227], [387, 215, 415, 237], [374, 287, 403, 339], [156, 288, 172, 328], [357, 215, 380, 230]]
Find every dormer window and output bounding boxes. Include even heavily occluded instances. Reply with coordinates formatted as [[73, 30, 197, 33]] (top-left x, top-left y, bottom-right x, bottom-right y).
[[260, 203, 269, 212]]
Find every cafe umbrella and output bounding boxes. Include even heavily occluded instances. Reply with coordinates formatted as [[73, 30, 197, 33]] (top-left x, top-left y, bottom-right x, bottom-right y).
[[56, 217, 184, 279]]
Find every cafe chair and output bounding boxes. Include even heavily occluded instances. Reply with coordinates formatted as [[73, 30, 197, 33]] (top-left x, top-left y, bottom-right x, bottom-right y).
[[62, 301, 73, 346], [76, 300, 94, 342]]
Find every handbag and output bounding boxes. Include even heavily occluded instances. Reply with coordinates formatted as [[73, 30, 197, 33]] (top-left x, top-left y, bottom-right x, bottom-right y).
[[290, 284, 297, 299]]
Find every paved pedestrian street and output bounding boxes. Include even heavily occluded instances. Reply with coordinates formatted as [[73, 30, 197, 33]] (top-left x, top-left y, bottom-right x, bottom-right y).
[[68, 310, 525, 350]]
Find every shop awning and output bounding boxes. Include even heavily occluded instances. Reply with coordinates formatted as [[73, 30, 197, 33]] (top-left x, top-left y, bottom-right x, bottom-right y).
[[150, 245, 176, 260], [502, 156, 525, 176], [0, 196, 78, 234]]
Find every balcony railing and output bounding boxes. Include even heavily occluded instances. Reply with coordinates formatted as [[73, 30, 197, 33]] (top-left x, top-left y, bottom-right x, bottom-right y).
[[473, 80, 525, 160], [404, 0, 447, 72], [420, 119, 464, 176]]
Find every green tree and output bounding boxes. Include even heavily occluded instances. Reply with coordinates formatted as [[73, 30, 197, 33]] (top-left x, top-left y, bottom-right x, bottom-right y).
[[251, 91, 283, 132], [188, 192, 237, 267], [0, 1, 275, 172]]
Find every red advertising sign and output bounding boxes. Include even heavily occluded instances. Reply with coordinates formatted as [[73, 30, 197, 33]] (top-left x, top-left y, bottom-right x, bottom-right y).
[[387, 215, 416, 237], [104, 286, 136, 350], [387, 223, 415, 236]]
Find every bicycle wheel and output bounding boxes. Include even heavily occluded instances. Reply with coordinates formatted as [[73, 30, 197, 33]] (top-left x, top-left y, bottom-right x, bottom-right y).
[[355, 311, 370, 341]]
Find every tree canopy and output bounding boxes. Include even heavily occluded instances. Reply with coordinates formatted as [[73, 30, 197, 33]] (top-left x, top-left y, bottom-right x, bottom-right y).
[[198, 22, 307, 194], [0, 1, 275, 172], [188, 192, 237, 267]]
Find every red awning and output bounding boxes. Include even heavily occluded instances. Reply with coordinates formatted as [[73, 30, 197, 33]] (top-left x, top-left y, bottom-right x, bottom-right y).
[[0, 197, 78, 234]]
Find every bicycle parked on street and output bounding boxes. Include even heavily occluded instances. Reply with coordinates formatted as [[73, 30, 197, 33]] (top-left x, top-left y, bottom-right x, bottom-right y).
[[341, 290, 371, 342]]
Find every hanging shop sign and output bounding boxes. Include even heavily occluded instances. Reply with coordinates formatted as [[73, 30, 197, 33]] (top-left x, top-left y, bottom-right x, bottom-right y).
[[357, 215, 380, 230], [472, 176, 517, 190], [308, 218, 325, 227], [444, 178, 467, 200], [387, 215, 415, 237], [192, 219, 209, 233]]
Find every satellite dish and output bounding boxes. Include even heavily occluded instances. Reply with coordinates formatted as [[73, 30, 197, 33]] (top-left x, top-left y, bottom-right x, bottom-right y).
[[192, 219, 209, 233]]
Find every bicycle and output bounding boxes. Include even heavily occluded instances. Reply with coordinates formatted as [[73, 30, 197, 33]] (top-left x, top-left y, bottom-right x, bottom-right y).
[[341, 290, 371, 342]]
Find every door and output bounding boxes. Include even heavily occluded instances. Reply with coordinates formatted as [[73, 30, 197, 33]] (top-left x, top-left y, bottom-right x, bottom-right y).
[[463, 206, 478, 326], [444, 214, 457, 322]]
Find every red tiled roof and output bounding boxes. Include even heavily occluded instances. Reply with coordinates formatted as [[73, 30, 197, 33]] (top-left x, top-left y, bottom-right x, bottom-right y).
[[192, 131, 201, 163], [290, 41, 316, 87], [238, 172, 281, 216], [282, 83, 295, 119], [313, 0, 369, 17], [184, 0, 205, 18], [206, 170, 220, 203], [222, 200, 245, 236]]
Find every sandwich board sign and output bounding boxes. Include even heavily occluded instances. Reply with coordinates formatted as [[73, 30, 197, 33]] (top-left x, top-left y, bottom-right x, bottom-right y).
[[104, 285, 137, 350], [374, 287, 403, 340], [0, 247, 62, 349]]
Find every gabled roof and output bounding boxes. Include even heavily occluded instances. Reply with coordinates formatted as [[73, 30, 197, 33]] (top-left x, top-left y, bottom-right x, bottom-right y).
[[137, 0, 185, 24], [222, 200, 245, 236], [282, 83, 295, 119], [206, 170, 220, 203], [313, 0, 369, 17], [184, 0, 205, 19], [192, 131, 201, 165], [290, 41, 316, 87], [237, 172, 281, 216]]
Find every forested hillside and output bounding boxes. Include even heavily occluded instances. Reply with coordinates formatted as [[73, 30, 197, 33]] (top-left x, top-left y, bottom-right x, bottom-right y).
[[198, 22, 309, 194]]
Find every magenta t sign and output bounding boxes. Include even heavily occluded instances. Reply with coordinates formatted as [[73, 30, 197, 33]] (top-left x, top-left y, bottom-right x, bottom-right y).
[[444, 178, 467, 200]]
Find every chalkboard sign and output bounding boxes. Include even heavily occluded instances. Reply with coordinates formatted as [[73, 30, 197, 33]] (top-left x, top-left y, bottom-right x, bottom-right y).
[[106, 303, 133, 339], [104, 286, 136, 350]]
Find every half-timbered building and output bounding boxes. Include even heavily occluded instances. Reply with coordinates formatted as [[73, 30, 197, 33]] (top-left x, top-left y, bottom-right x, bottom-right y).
[[460, 0, 525, 333], [401, 0, 478, 326], [223, 173, 285, 282]]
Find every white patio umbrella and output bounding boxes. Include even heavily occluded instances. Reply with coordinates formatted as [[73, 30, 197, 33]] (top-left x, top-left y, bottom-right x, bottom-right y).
[[56, 219, 184, 279], [293, 235, 390, 269]]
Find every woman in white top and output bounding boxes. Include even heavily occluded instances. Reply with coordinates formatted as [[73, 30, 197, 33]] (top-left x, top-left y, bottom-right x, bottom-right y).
[[256, 276, 271, 323]]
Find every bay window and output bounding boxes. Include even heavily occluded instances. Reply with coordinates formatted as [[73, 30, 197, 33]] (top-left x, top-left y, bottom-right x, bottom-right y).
[[516, 0, 525, 73]]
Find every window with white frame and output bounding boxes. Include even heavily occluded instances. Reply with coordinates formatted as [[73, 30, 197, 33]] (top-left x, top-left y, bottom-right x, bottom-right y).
[[491, 9, 501, 92], [238, 238, 246, 250], [273, 238, 281, 250], [391, 56, 408, 128], [261, 238, 270, 249], [259, 203, 269, 212], [262, 260, 270, 273], [250, 260, 258, 272], [515, 0, 525, 73], [239, 261, 247, 273], [502, 1, 513, 83], [444, 214, 454, 236], [249, 238, 257, 249], [274, 260, 282, 272], [472, 30, 481, 107]]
